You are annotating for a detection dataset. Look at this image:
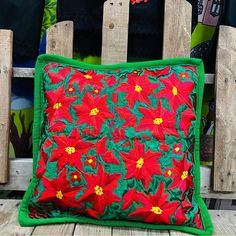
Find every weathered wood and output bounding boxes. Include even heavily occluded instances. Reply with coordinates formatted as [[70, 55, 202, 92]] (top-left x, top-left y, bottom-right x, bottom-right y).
[[46, 21, 74, 58], [0, 159, 32, 191], [101, 0, 129, 64], [13, 68, 35, 78], [0, 199, 34, 235], [113, 227, 169, 236], [209, 210, 236, 235], [169, 231, 191, 236], [163, 0, 192, 58], [32, 224, 75, 236], [0, 30, 13, 183], [214, 26, 236, 192], [74, 224, 112, 236]]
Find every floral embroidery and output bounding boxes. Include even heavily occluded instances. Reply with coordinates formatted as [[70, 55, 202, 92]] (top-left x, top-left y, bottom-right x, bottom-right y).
[[129, 182, 180, 224], [136, 101, 180, 141], [121, 140, 162, 189], [74, 92, 115, 134], [155, 73, 194, 110]]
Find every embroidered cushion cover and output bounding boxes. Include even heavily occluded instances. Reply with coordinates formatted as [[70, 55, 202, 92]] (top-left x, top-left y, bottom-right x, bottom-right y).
[[19, 55, 213, 235]]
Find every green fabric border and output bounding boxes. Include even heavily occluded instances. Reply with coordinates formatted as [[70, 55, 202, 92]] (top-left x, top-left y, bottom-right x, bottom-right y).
[[18, 54, 213, 235]]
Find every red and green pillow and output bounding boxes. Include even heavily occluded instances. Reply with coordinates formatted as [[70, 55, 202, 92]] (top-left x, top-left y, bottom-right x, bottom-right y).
[[19, 54, 213, 235]]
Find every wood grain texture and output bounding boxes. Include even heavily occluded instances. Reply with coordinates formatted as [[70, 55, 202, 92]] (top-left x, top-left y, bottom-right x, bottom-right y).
[[163, 0, 192, 58], [46, 21, 73, 58], [214, 26, 236, 191], [0, 30, 13, 183], [0, 199, 34, 235], [112, 227, 169, 236], [0, 159, 32, 191], [209, 210, 236, 235], [32, 224, 75, 236], [101, 0, 129, 64], [74, 224, 112, 236], [13, 68, 35, 78]]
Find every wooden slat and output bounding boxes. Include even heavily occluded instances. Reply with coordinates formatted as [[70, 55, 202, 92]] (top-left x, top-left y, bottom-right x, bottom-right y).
[[0, 30, 13, 183], [112, 227, 169, 236], [74, 224, 112, 236], [13, 68, 35, 78], [32, 224, 75, 236], [163, 0, 192, 58], [0, 159, 32, 191], [101, 0, 129, 64], [0, 199, 34, 235], [46, 21, 73, 58], [214, 26, 236, 192], [209, 210, 236, 235], [169, 231, 191, 236]]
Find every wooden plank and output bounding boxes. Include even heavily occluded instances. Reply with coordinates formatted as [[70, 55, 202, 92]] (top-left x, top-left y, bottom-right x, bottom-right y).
[[205, 74, 215, 84], [32, 224, 75, 236], [0, 159, 32, 191], [113, 227, 169, 236], [163, 0, 192, 58], [101, 0, 129, 64], [214, 26, 236, 192], [0, 199, 34, 235], [209, 210, 236, 235], [74, 224, 112, 236], [169, 231, 191, 236], [13, 68, 35, 78], [0, 30, 13, 183], [46, 21, 73, 58]]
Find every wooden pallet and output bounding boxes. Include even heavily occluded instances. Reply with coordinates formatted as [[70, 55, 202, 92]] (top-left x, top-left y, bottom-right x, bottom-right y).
[[0, 200, 236, 236], [0, 0, 235, 198]]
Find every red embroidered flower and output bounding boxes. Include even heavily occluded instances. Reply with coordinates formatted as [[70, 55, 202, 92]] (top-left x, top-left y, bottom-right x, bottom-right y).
[[45, 85, 77, 125], [66, 85, 76, 94], [78, 164, 121, 215], [74, 92, 115, 134], [164, 168, 173, 178], [173, 143, 183, 155], [69, 70, 105, 93], [48, 67, 71, 84], [143, 66, 170, 77], [169, 156, 193, 193], [115, 107, 137, 128], [136, 101, 180, 141], [85, 156, 96, 169], [95, 137, 120, 164], [37, 169, 83, 209], [192, 209, 204, 229], [155, 73, 194, 110], [159, 143, 170, 152], [121, 189, 141, 210], [111, 128, 126, 143], [116, 74, 159, 108], [179, 108, 196, 137], [48, 121, 67, 132], [175, 198, 191, 225], [36, 149, 48, 178], [44, 62, 58, 73], [179, 72, 190, 79], [120, 140, 162, 189], [50, 128, 93, 171], [91, 86, 101, 95], [182, 65, 197, 76], [129, 182, 180, 224], [70, 171, 81, 182]]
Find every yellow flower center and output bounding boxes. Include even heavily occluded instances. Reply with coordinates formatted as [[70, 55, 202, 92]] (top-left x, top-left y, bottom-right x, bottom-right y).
[[167, 170, 172, 176], [181, 171, 188, 180], [53, 102, 62, 110], [181, 73, 187, 78], [94, 185, 103, 196], [90, 107, 100, 116], [136, 157, 144, 169], [134, 85, 142, 93], [94, 89, 99, 93], [88, 158, 93, 164], [174, 147, 180, 152], [172, 86, 178, 96], [84, 74, 92, 79], [65, 146, 76, 155], [56, 190, 63, 199], [151, 206, 163, 215], [73, 175, 78, 180], [68, 87, 74, 92], [153, 118, 163, 125]]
